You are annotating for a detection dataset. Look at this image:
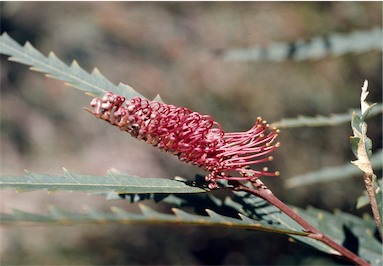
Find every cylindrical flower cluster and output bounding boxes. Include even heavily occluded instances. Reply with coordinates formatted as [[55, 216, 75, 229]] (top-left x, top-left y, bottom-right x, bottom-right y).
[[86, 92, 280, 188]]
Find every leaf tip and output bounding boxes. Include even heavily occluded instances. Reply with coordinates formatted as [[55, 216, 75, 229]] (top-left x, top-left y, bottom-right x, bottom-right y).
[[152, 94, 164, 102], [91, 67, 101, 74], [70, 60, 81, 69]]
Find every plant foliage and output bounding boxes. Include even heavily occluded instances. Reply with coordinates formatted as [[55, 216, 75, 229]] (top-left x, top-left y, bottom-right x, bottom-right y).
[[271, 104, 383, 129], [221, 27, 382, 62], [285, 149, 382, 188], [2, 187, 381, 265], [0, 32, 143, 100], [1, 33, 382, 265], [349, 81, 382, 237], [0, 204, 309, 236], [0, 169, 207, 194]]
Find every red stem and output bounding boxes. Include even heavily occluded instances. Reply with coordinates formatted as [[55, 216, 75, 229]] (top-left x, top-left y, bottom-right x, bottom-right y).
[[230, 180, 370, 266]]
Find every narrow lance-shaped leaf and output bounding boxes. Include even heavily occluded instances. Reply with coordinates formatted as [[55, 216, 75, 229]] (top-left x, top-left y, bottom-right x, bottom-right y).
[[0, 169, 207, 194], [271, 103, 382, 129], [2, 177, 381, 264], [221, 27, 382, 62], [285, 149, 383, 188], [0, 32, 143, 100], [0, 205, 310, 237], [103, 186, 382, 264]]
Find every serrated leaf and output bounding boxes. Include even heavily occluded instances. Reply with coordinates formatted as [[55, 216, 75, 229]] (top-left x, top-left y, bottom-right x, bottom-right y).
[[95, 177, 382, 262], [222, 27, 382, 62], [139, 204, 173, 220], [0, 32, 143, 100], [205, 209, 233, 224], [285, 149, 383, 188], [107, 190, 242, 220], [172, 208, 204, 222], [0, 205, 309, 237], [232, 191, 382, 265], [294, 207, 382, 266], [0, 169, 207, 194], [108, 185, 381, 259], [2, 185, 380, 264], [271, 103, 383, 128], [125, 189, 340, 256]]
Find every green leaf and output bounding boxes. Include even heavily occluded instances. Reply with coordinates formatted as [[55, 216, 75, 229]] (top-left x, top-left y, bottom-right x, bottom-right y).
[[0, 205, 309, 237], [221, 27, 382, 62], [0, 32, 143, 100], [3, 184, 381, 264], [0, 169, 207, 194], [107, 187, 382, 263], [293, 207, 382, 266], [230, 190, 338, 255], [285, 149, 383, 188], [270, 103, 383, 129], [233, 191, 382, 265]]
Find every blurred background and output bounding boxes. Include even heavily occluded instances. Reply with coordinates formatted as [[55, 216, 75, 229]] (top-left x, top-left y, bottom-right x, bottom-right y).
[[0, 2, 382, 265]]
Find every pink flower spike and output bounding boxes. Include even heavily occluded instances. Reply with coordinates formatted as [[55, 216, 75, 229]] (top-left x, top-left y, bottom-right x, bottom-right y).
[[86, 92, 280, 188]]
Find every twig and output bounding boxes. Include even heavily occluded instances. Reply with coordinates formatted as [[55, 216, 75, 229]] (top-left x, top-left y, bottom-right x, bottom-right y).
[[350, 80, 382, 238], [363, 172, 382, 238]]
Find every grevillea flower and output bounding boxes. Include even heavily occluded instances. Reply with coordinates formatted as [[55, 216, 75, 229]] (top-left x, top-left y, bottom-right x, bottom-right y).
[[86, 92, 280, 188]]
